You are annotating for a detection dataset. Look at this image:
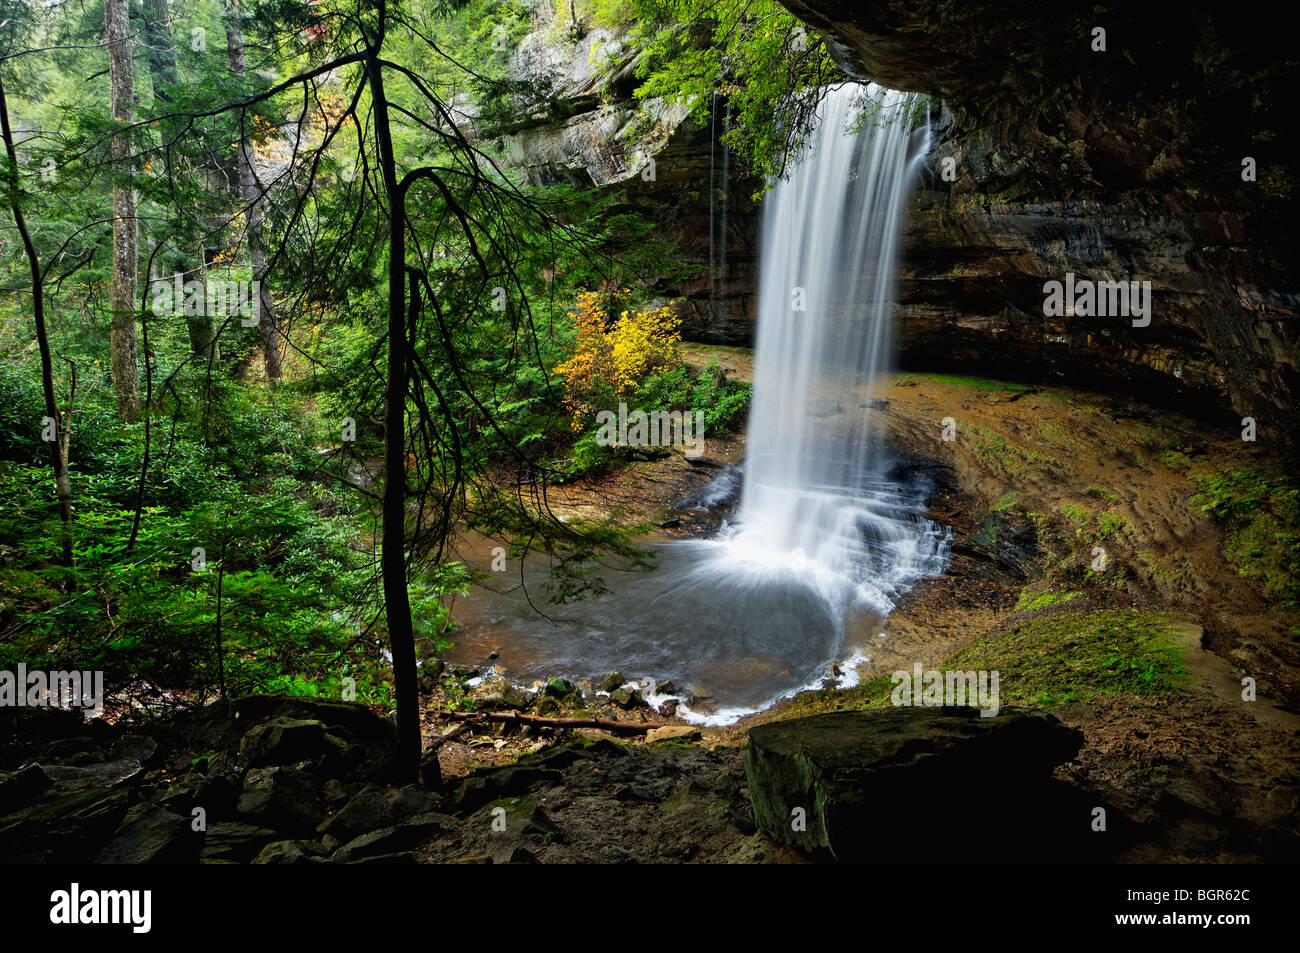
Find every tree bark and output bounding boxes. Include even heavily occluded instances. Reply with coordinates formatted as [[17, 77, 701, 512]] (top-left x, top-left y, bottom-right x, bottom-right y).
[[106, 0, 140, 420], [142, 0, 218, 360], [0, 75, 75, 567], [224, 1, 282, 380], [368, 41, 422, 785]]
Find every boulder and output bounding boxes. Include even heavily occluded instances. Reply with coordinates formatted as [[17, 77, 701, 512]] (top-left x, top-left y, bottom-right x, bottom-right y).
[[0, 784, 133, 863], [470, 675, 533, 711], [0, 763, 51, 813], [319, 783, 441, 842], [96, 804, 196, 864], [194, 695, 398, 783], [453, 765, 563, 813], [236, 766, 326, 834], [744, 707, 1088, 862], [40, 759, 143, 791], [238, 716, 329, 767], [645, 726, 701, 745], [462, 796, 561, 864], [544, 677, 575, 698], [608, 687, 645, 710], [330, 812, 457, 863], [198, 821, 278, 863], [598, 672, 625, 693]]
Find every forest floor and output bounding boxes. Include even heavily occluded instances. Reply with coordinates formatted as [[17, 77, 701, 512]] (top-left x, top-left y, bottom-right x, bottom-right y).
[[419, 345, 1300, 862]]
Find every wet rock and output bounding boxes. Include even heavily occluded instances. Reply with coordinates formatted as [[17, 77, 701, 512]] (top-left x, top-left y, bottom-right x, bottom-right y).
[[656, 680, 678, 696], [744, 707, 1090, 862], [598, 672, 625, 693], [236, 766, 326, 834], [470, 675, 533, 711], [198, 821, 278, 863], [658, 699, 680, 717], [97, 804, 196, 864], [806, 398, 842, 417], [561, 688, 586, 709], [544, 677, 575, 698], [0, 784, 133, 863], [238, 716, 329, 767], [252, 839, 327, 864], [454, 765, 563, 813], [330, 813, 457, 863], [319, 783, 441, 842], [608, 687, 645, 710], [0, 763, 51, 813], [536, 696, 561, 717]]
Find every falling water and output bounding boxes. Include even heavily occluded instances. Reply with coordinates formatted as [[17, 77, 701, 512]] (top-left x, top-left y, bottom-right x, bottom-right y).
[[718, 82, 948, 614], [446, 82, 948, 722]]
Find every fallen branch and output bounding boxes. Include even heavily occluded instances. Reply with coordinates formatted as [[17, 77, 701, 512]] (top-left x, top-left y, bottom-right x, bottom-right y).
[[433, 710, 654, 734], [427, 722, 469, 751]]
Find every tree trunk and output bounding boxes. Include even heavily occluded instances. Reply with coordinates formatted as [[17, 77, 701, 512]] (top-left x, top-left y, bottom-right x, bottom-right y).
[[368, 45, 422, 785], [142, 0, 219, 361], [106, 0, 140, 420], [224, 1, 282, 380], [0, 76, 75, 567]]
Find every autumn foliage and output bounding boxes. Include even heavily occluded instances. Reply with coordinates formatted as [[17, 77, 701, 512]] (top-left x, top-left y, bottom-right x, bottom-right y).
[[554, 292, 681, 429]]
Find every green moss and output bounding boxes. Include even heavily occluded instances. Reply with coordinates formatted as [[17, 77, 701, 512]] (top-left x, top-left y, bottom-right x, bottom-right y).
[[902, 373, 1036, 394], [991, 492, 1020, 512], [1058, 502, 1092, 524], [1014, 587, 1081, 612], [1192, 467, 1300, 607], [777, 608, 1188, 720], [1097, 512, 1132, 539], [945, 609, 1190, 707]]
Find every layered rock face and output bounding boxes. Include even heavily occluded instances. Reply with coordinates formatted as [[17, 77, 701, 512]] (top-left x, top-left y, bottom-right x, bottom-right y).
[[493, 10, 761, 343], [492, 4, 1296, 437], [784, 0, 1298, 438]]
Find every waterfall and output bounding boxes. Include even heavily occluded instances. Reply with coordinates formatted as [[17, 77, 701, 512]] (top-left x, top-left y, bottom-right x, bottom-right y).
[[720, 82, 948, 614], [449, 83, 949, 722]]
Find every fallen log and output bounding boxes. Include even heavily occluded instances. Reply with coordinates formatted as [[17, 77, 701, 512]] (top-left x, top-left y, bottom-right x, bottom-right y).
[[433, 710, 654, 734]]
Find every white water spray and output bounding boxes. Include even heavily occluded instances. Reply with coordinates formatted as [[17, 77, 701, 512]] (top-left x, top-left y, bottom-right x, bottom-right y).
[[718, 83, 948, 614]]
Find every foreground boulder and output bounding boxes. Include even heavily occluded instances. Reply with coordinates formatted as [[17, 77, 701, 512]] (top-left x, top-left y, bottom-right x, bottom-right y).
[[744, 707, 1113, 862]]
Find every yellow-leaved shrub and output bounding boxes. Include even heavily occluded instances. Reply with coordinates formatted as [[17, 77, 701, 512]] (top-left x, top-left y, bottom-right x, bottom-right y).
[[554, 292, 681, 430]]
